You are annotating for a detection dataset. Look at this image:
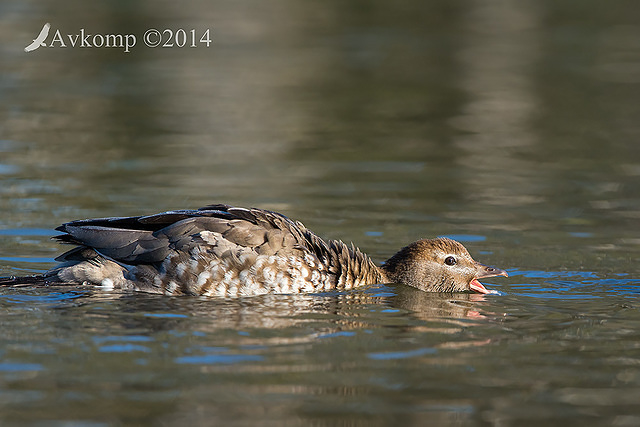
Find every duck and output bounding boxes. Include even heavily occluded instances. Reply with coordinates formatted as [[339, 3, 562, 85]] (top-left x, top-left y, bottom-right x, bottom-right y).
[[1, 204, 508, 297]]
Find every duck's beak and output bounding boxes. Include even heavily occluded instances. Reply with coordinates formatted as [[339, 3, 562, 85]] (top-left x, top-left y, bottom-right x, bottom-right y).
[[469, 263, 508, 294]]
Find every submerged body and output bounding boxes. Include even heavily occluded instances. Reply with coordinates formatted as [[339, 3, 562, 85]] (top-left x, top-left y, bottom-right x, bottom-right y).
[[2, 204, 507, 296]]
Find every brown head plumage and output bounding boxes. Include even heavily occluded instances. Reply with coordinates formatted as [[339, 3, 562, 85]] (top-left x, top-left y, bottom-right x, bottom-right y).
[[380, 237, 507, 293]]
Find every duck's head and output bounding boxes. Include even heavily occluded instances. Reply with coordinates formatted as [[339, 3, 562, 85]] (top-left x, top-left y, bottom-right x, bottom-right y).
[[381, 237, 507, 293]]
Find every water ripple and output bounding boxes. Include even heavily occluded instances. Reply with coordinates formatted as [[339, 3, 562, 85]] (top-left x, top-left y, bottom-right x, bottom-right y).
[[175, 354, 264, 365], [368, 347, 437, 360]]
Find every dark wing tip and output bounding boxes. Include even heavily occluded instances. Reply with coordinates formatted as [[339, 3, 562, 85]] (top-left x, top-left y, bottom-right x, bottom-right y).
[[0, 275, 48, 287]]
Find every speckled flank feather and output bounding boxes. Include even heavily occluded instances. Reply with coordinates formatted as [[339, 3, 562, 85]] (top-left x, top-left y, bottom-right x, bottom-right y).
[[45, 204, 386, 297], [154, 250, 333, 297]]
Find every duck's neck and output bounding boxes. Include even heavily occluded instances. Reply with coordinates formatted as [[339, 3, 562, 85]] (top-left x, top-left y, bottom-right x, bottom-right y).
[[328, 240, 387, 288], [378, 250, 407, 285]]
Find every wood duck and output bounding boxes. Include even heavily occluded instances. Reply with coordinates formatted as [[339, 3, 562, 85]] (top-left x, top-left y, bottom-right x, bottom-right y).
[[2, 204, 508, 297]]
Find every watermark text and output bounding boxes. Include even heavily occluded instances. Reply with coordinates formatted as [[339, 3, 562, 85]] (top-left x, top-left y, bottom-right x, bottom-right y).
[[25, 23, 213, 53]]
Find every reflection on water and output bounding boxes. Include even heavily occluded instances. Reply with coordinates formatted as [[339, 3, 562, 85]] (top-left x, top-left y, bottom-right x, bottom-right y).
[[2, 274, 639, 425], [1, 0, 640, 425]]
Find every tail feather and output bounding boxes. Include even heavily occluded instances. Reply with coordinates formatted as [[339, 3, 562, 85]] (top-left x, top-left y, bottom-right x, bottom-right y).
[[0, 275, 48, 287]]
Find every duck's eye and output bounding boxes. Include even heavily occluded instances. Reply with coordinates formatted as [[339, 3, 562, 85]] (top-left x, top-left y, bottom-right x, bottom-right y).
[[444, 256, 457, 266]]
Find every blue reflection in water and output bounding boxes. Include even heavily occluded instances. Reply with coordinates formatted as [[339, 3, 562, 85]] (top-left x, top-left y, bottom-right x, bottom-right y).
[[93, 336, 154, 353], [0, 257, 56, 263], [0, 362, 44, 372], [513, 270, 599, 280], [176, 354, 264, 365], [365, 231, 383, 237], [0, 291, 87, 304], [0, 228, 58, 236], [569, 232, 594, 238], [504, 270, 639, 298], [99, 344, 151, 353], [143, 313, 189, 319], [368, 347, 437, 360], [317, 331, 356, 339]]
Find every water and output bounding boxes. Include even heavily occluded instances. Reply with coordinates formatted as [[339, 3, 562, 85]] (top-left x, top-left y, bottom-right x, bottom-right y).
[[1, 0, 640, 425]]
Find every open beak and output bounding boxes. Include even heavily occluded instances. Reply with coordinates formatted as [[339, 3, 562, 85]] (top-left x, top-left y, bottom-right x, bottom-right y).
[[469, 263, 508, 294]]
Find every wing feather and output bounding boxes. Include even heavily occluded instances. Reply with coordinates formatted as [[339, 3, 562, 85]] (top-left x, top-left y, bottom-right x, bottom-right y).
[[53, 205, 324, 265]]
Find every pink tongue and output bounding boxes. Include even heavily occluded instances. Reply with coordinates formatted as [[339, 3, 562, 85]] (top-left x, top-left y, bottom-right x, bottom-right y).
[[469, 279, 490, 294]]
